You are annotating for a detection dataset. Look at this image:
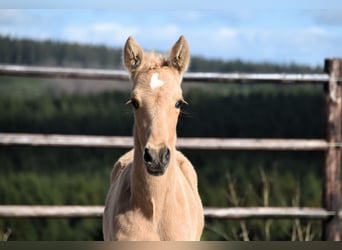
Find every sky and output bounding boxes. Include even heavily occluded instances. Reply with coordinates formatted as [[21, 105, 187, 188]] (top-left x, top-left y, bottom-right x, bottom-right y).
[[0, 1, 342, 67]]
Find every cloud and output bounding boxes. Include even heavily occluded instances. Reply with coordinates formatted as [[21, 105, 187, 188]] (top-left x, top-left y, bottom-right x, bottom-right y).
[[0, 10, 53, 40], [216, 27, 237, 40], [186, 24, 342, 66], [62, 22, 139, 45], [61, 21, 183, 50], [136, 24, 181, 48], [0, 9, 35, 29], [68, 19, 337, 66], [1, 9, 342, 66], [173, 11, 203, 22]]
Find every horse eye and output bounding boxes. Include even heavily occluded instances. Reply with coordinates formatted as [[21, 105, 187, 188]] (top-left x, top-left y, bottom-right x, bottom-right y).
[[175, 100, 184, 109], [130, 99, 139, 109]]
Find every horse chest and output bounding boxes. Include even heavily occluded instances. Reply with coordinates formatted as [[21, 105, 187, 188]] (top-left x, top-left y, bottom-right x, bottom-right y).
[[155, 182, 198, 240], [157, 207, 195, 240]]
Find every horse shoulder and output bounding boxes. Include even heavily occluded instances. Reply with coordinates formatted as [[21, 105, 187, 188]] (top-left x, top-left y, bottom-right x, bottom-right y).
[[175, 150, 198, 191], [110, 149, 134, 184], [104, 151, 134, 240]]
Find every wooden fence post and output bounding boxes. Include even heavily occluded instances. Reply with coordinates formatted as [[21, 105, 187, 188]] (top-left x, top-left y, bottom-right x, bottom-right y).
[[323, 58, 342, 240]]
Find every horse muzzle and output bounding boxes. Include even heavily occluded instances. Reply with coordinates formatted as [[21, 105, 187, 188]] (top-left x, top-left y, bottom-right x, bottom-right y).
[[143, 146, 170, 176]]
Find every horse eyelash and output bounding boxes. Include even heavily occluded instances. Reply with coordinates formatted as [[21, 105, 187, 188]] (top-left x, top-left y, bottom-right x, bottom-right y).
[[182, 99, 189, 105], [126, 98, 139, 109]]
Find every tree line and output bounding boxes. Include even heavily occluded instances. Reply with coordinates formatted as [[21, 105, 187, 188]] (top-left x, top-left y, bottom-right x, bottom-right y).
[[0, 35, 323, 73]]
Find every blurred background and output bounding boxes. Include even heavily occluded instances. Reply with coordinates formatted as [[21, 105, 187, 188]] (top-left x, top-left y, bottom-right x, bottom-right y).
[[0, 0, 341, 240]]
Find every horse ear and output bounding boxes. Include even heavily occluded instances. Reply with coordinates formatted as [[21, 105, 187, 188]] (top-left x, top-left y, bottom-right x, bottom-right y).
[[123, 36, 144, 73], [169, 35, 190, 74]]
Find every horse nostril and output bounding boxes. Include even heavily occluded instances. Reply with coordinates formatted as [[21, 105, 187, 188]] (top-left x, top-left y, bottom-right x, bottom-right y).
[[144, 148, 153, 163], [165, 148, 170, 161], [161, 147, 171, 165]]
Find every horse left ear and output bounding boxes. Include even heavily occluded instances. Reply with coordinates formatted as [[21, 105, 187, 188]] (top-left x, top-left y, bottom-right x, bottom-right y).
[[169, 35, 190, 74], [123, 36, 144, 73]]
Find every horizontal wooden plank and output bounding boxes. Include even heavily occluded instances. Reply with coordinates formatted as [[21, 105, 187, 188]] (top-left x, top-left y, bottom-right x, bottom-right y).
[[0, 133, 133, 148], [0, 64, 129, 81], [0, 64, 331, 84], [177, 137, 330, 151], [204, 207, 337, 220], [0, 206, 338, 219], [0, 206, 104, 218], [184, 72, 330, 84], [0, 133, 331, 151]]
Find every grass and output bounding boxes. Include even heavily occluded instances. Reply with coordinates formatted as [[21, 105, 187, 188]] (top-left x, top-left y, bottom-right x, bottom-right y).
[[204, 169, 319, 241]]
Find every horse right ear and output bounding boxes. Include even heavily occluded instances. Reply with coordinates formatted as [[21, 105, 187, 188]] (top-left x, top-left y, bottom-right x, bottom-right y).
[[123, 36, 144, 73], [169, 35, 190, 74]]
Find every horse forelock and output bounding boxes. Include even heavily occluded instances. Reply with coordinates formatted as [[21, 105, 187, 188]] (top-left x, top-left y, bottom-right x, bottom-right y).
[[132, 52, 170, 75]]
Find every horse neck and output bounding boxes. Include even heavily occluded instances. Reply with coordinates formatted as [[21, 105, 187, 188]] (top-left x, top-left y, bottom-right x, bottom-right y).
[[131, 124, 177, 215]]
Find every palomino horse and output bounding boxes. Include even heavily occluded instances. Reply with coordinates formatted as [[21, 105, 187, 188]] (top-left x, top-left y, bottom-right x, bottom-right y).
[[103, 36, 204, 240]]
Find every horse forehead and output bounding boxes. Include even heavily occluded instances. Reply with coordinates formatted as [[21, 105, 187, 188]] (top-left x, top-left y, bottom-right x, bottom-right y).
[[135, 69, 182, 94], [149, 69, 180, 87], [149, 73, 165, 89]]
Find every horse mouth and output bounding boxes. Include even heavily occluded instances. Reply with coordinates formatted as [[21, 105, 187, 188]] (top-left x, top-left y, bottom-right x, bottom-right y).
[[145, 162, 168, 176]]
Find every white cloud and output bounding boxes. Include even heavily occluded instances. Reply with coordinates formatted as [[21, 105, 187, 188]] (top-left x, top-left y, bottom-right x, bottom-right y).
[[186, 24, 342, 66], [304, 26, 327, 36], [62, 22, 182, 49], [139, 24, 181, 43], [216, 27, 237, 40], [62, 22, 139, 45], [0, 10, 53, 40], [1, 9, 342, 66]]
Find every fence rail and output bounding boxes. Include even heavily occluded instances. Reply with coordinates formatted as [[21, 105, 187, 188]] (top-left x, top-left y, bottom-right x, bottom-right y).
[[0, 60, 341, 240], [0, 133, 332, 151], [0, 64, 332, 84], [0, 205, 340, 220]]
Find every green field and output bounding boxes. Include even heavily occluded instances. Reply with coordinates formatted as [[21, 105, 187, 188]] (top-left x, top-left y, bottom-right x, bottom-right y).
[[0, 73, 331, 240]]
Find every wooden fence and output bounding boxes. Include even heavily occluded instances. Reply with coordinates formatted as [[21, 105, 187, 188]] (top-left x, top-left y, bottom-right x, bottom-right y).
[[0, 59, 341, 240]]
